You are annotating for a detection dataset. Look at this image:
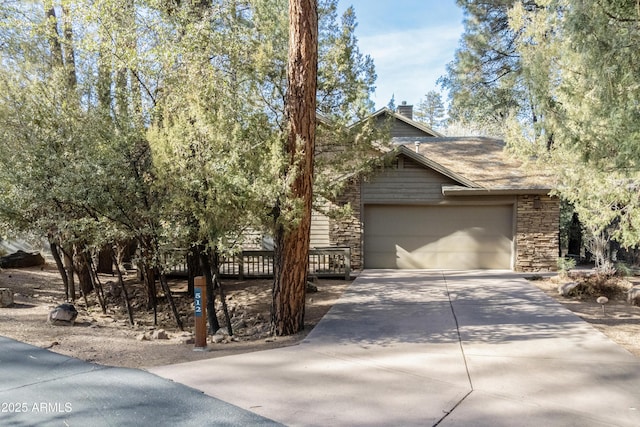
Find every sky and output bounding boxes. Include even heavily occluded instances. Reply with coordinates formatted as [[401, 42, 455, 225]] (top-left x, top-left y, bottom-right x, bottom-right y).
[[336, 1, 465, 110]]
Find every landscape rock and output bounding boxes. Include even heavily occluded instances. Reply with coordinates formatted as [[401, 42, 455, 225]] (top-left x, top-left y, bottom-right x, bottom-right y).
[[215, 327, 229, 336], [177, 332, 195, 345], [558, 281, 579, 296], [211, 333, 226, 344], [106, 281, 121, 298], [136, 333, 148, 341], [0, 250, 45, 269], [0, 288, 14, 307], [151, 329, 169, 340], [628, 286, 640, 306], [48, 303, 78, 326]]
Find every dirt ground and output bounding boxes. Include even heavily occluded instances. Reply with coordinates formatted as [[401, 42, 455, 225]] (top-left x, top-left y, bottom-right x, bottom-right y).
[[527, 272, 640, 358], [0, 264, 639, 369], [0, 263, 349, 369]]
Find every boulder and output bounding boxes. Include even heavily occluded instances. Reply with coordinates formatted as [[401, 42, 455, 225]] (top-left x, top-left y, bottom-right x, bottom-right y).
[[151, 329, 169, 340], [628, 286, 640, 306], [306, 281, 318, 293], [0, 250, 45, 269], [558, 281, 579, 296], [105, 281, 121, 298], [48, 303, 78, 326], [211, 334, 226, 344]]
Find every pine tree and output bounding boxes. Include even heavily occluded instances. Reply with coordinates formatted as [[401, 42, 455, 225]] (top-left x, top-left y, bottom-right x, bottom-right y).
[[414, 90, 445, 129]]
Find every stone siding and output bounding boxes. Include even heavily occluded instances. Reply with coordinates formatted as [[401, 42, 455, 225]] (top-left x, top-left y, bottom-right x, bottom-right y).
[[515, 195, 560, 272], [328, 178, 363, 271]]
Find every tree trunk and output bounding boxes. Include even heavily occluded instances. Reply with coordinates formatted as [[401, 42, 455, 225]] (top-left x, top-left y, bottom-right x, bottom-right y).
[[199, 248, 220, 334], [62, 247, 76, 301], [212, 249, 232, 336], [96, 245, 114, 274], [143, 265, 158, 324], [61, 5, 77, 90], [49, 239, 69, 300], [271, 0, 318, 336], [187, 245, 201, 296], [159, 273, 184, 331], [86, 252, 106, 314], [112, 250, 134, 326], [44, 2, 63, 69], [75, 250, 94, 297]]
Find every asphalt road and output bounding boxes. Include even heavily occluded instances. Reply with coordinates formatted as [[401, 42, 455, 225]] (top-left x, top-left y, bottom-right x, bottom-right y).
[[0, 336, 281, 427]]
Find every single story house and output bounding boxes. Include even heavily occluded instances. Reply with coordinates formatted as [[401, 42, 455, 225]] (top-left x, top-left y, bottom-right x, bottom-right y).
[[312, 104, 559, 272]]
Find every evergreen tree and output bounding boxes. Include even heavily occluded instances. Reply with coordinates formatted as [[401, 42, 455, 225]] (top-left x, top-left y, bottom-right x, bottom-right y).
[[414, 90, 446, 129], [440, 0, 535, 135], [387, 94, 396, 111], [507, 0, 640, 266], [0, 0, 382, 334]]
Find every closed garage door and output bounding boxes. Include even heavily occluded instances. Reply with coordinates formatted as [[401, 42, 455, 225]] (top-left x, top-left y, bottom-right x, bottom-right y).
[[364, 205, 513, 269]]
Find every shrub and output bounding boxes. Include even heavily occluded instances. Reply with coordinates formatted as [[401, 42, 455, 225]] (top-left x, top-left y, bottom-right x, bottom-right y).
[[615, 262, 633, 277], [557, 257, 576, 278], [566, 276, 628, 300]]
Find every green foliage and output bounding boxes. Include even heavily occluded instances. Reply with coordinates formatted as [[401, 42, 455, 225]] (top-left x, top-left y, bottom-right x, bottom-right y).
[[440, 0, 532, 135], [556, 256, 576, 278], [414, 90, 446, 129], [0, 0, 382, 264], [614, 262, 633, 278], [507, 0, 640, 255], [448, 1, 640, 260], [386, 94, 396, 111]]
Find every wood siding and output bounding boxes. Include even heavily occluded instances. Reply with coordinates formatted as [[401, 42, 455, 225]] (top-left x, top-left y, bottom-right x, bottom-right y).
[[375, 114, 435, 138], [310, 210, 330, 247], [363, 155, 458, 204]]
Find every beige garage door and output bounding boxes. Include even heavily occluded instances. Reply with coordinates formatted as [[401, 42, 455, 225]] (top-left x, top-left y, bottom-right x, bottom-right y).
[[364, 205, 513, 269]]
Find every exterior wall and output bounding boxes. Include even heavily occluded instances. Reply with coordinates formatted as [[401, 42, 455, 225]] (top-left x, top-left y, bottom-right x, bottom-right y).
[[515, 195, 560, 272], [327, 160, 561, 273], [362, 155, 457, 204], [375, 115, 433, 138], [328, 178, 363, 270], [391, 120, 429, 137], [310, 210, 330, 247]]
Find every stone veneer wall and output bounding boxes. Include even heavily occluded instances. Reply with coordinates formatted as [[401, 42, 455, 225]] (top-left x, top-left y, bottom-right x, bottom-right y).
[[329, 178, 363, 271], [515, 194, 560, 272]]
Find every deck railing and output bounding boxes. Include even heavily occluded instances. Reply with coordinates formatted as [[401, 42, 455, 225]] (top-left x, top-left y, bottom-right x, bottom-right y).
[[165, 247, 351, 280]]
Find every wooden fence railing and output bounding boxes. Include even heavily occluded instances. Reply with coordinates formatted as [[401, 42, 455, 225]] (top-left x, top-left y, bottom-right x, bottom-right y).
[[164, 247, 351, 280]]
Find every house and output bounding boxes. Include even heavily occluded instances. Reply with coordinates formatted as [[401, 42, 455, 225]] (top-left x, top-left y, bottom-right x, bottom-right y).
[[313, 104, 559, 272]]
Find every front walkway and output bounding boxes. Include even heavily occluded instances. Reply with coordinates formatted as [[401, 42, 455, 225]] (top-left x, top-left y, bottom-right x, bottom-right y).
[[150, 270, 640, 427]]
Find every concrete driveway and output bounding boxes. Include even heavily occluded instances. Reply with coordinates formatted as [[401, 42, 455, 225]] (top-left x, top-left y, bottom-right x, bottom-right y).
[[151, 270, 640, 427]]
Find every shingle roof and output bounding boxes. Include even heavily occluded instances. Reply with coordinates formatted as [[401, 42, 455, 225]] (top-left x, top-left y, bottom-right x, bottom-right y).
[[393, 136, 556, 191]]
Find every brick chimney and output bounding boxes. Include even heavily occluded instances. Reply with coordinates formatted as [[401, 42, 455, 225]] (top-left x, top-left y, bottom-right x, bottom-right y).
[[397, 101, 413, 120]]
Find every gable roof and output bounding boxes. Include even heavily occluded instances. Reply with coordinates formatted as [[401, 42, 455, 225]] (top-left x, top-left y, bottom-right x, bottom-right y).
[[370, 107, 444, 138], [393, 136, 556, 193], [395, 145, 480, 188]]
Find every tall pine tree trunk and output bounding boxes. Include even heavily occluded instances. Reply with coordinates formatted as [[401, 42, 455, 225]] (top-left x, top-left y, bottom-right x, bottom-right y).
[[271, 0, 318, 336]]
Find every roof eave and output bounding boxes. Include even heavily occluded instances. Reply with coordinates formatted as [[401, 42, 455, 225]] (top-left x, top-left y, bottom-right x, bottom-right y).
[[442, 185, 553, 196]]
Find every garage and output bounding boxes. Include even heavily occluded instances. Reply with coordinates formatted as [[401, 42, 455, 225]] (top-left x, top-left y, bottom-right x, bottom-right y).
[[364, 204, 514, 269]]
